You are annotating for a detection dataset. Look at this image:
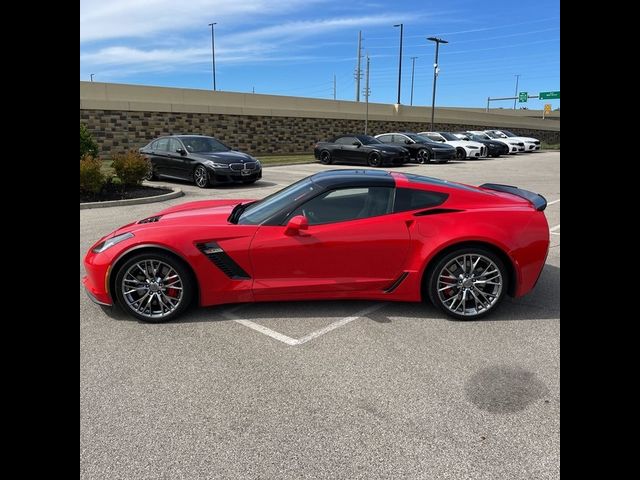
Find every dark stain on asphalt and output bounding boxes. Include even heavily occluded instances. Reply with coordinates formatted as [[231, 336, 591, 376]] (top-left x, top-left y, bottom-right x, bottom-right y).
[[466, 365, 548, 413]]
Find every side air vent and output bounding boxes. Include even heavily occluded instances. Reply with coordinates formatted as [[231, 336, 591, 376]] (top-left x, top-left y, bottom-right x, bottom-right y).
[[413, 208, 463, 217], [384, 272, 409, 293], [196, 242, 251, 280], [138, 215, 162, 224]]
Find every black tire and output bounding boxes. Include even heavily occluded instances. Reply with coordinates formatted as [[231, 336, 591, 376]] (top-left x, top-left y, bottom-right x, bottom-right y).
[[114, 251, 195, 323], [416, 148, 431, 164], [193, 165, 210, 188], [368, 152, 382, 167], [426, 246, 508, 321], [319, 150, 333, 165], [455, 148, 466, 160]]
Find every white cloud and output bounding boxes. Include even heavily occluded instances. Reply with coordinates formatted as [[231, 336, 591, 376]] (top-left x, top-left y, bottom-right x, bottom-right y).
[[80, 0, 325, 42]]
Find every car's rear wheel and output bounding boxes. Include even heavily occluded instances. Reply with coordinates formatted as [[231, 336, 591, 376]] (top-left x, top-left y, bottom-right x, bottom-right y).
[[194, 165, 210, 188], [417, 148, 431, 164], [427, 247, 508, 320], [114, 252, 194, 323], [320, 150, 333, 165], [455, 148, 466, 160], [368, 152, 382, 167]]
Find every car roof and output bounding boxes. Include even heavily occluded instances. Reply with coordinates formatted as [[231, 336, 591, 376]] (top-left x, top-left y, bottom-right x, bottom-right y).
[[309, 169, 394, 188]]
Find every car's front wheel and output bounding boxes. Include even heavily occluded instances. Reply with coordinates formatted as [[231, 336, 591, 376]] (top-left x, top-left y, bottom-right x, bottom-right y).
[[427, 247, 508, 320], [193, 165, 210, 188], [455, 148, 466, 160], [319, 150, 333, 165], [368, 152, 382, 167], [417, 148, 431, 164], [114, 252, 194, 323]]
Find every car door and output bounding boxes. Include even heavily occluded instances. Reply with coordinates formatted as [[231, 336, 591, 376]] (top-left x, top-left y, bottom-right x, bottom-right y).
[[151, 138, 170, 175], [164, 138, 192, 179], [249, 186, 411, 298], [338, 137, 363, 163]]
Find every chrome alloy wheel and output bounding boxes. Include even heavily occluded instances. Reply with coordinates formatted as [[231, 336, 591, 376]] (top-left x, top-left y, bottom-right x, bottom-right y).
[[121, 260, 184, 319], [194, 166, 209, 187], [436, 253, 503, 316]]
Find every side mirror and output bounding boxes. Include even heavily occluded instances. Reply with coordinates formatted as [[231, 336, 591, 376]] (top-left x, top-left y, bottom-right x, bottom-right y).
[[352, 141, 361, 147], [285, 215, 309, 235], [177, 148, 187, 155], [405, 139, 413, 144]]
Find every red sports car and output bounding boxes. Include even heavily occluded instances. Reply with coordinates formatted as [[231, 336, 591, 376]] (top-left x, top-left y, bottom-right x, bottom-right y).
[[83, 170, 549, 322]]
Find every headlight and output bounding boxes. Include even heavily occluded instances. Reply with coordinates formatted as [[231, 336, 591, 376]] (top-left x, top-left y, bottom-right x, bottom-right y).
[[204, 160, 229, 169], [92, 232, 134, 253]]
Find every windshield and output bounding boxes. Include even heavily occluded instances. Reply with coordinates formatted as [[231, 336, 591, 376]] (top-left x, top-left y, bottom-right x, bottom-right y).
[[499, 130, 517, 137], [407, 133, 435, 143], [454, 133, 470, 140], [485, 131, 507, 139], [179, 136, 229, 153], [356, 135, 382, 145], [439, 132, 459, 141], [472, 133, 491, 140], [238, 179, 318, 225]]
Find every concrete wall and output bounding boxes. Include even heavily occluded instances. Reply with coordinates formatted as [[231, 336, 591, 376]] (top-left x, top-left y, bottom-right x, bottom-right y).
[[80, 82, 560, 157]]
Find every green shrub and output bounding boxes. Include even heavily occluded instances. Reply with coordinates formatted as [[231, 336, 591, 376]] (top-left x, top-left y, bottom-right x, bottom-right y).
[[111, 150, 150, 187], [80, 124, 99, 159], [80, 155, 105, 194]]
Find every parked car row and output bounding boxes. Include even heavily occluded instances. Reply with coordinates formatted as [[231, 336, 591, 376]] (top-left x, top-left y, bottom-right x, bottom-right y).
[[135, 129, 541, 189], [313, 129, 541, 167]]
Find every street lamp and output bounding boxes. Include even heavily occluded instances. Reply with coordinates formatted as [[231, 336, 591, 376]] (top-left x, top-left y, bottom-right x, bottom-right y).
[[427, 36, 448, 131], [90, 73, 94, 82], [208, 22, 217, 91], [393, 23, 403, 105], [513, 74, 520, 110], [409, 57, 417, 106]]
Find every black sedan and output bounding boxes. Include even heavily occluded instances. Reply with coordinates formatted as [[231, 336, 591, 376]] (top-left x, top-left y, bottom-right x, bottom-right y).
[[375, 132, 457, 163], [139, 135, 262, 188], [454, 132, 510, 158], [313, 135, 410, 167]]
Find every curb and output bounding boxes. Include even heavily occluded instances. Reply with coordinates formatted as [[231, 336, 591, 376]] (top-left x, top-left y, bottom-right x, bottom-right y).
[[80, 188, 183, 210], [262, 161, 317, 168]]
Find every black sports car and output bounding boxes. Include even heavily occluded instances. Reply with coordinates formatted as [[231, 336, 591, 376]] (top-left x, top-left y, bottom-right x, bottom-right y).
[[375, 132, 457, 164], [139, 135, 262, 188], [453, 132, 510, 158], [313, 135, 410, 167]]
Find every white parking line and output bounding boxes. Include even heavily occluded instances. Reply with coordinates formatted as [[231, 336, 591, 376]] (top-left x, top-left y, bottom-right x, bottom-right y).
[[548, 199, 560, 205], [223, 303, 387, 346], [550, 224, 560, 236]]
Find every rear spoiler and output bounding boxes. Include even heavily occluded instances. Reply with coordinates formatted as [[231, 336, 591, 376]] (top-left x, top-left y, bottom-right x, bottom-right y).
[[479, 183, 547, 211]]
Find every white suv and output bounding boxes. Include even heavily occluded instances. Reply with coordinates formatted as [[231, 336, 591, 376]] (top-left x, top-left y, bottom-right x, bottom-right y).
[[418, 131, 487, 160]]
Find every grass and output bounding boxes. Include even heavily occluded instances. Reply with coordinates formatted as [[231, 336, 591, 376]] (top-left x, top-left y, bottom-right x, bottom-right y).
[[541, 143, 560, 150]]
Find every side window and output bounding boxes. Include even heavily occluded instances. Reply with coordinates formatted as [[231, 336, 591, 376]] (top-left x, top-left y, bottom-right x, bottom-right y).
[[393, 188, 448, 213], [155, 138, 169, 152], [149, 140, 159, 150], [167, 138, 181, 153], [426, 134, 443, 142], [335, 137, 354, 145], [393, 135, 408, 144], [377, 135, 393, 143], [289, 187, 394, 225]]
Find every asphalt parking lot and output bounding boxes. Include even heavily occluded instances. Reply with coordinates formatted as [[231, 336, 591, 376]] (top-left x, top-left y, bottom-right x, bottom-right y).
[[80, 152, 560, 479]]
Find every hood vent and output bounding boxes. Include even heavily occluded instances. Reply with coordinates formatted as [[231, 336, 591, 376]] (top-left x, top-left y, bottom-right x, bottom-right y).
[[138, 215, 162, 224]]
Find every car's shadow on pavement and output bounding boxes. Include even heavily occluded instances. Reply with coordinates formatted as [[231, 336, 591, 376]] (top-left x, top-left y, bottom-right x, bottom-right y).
[[102, 264, 559, 325]]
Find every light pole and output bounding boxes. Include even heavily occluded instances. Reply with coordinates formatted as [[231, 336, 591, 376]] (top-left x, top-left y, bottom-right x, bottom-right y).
[[90, 73, 94, 82], [393, 23, 403, 104], [208, 22, 217, 91], [409, 57, 417, 106], [427, 36, 448, 131], [513, 74, 520, 109]]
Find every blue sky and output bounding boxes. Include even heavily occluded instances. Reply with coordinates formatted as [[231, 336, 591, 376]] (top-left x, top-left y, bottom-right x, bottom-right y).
[[80, 0, 560, 109]]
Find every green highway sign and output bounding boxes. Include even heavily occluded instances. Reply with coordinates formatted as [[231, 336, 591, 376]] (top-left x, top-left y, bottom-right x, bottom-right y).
[[518, 92, 528, 103], [539, 91, 560, 100]]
